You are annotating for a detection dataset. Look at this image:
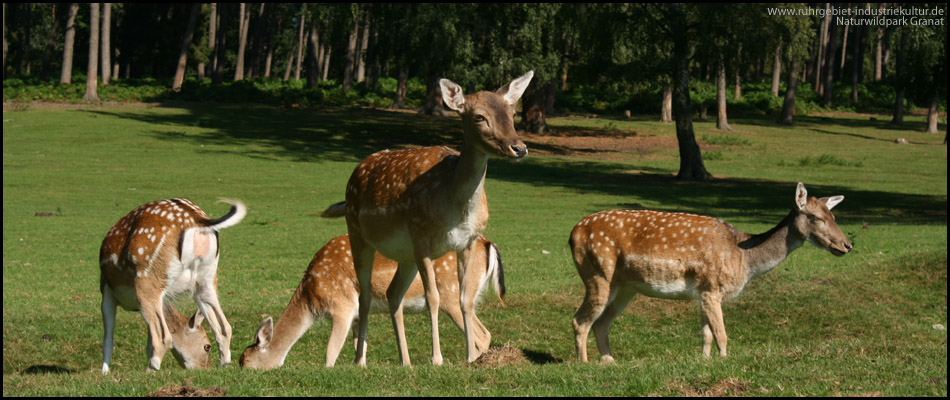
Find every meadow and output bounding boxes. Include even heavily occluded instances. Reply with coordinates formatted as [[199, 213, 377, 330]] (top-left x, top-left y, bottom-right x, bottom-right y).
[[2, 102, 946, 396]]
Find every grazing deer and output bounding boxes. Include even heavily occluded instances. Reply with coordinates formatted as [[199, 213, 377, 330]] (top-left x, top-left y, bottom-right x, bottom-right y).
[[99, 198, 246, 373], [323, 70, 532, 366], [240, 234, 505, 369], [569, 183, 852, 362]]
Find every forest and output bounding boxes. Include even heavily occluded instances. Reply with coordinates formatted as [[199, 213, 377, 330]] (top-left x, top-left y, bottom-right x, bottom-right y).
[[3, 3, 947, 177]]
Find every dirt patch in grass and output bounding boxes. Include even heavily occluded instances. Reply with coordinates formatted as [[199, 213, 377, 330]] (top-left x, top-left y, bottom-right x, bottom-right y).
[[147, 379, 227, 397], [657, 377, 753, 397], [473, 344, 564, 367]]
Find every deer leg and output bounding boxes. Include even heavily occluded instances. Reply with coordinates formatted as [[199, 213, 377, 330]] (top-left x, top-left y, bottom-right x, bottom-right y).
[[138, 295, 171, 371], [572, 261, 610, 363], [387, 263, 419, 366], [350, 236, 375, 367], [457, 243, 485, 363], [325, 305, 358, 367], [193, 268, 232, 367], [592, 286, 636, 364], [100, 285, 118, 374], [415, 255, 443, 365], [700, 292, 728, 357]]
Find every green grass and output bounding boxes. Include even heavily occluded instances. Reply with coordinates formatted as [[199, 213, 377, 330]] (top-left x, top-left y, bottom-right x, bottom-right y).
[[3, 102, 946, 396]]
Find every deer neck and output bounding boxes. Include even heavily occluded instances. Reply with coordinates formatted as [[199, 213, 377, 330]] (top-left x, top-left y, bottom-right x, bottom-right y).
[[264, 292, 316, 367], [447, 141, 489, 207], [740, 211, 805, 278]]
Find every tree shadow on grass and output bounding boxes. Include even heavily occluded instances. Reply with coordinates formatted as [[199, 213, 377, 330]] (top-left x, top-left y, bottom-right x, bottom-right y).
[[80, 104, 946, 227], [21, 365, 75, 375]]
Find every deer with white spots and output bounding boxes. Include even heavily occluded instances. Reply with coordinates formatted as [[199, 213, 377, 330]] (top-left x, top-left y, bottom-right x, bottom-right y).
[[240, 234, 505, 369], [569, 183, 852, 362], [321, 70, 532, 366], [99, 198, 246, 373]]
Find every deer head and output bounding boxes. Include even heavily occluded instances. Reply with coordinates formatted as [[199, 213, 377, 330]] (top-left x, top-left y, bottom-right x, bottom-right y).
[[440, 71, 533, 159]]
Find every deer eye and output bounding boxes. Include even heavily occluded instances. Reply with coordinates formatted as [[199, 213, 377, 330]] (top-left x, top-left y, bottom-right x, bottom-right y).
[[204, 344, 212, 352], [474, 114, 486, 123]]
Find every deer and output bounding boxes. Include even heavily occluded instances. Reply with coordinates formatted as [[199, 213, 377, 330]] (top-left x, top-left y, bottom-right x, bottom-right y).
[[320, 70, 532, 366], [240, 234, 505, 369], [569, 182, 852, 362], [99, 198, 246, 373]]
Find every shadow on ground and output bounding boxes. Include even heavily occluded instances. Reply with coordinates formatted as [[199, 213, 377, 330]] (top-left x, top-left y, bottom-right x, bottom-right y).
[[81, 104, 947, 227]]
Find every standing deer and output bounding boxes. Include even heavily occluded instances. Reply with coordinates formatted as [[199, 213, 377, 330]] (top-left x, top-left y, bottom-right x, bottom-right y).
[[569, 183, 852, 362], [99, 198, 246, 373], [323, 70, 532, 366], [240, 234, 505, 369]]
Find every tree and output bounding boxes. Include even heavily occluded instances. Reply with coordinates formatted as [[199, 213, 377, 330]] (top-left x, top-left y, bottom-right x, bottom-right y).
[[776, 3, 814, 125], [84, 3, 100, 102], [60, 3, 79, 84], [172, 3, 201, 92], [101, 3, 111, 85], [234, 3, 250, 81]]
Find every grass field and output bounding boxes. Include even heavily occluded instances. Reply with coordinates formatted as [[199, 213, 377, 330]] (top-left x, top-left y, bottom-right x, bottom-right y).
[[3, 102, 946, 396]]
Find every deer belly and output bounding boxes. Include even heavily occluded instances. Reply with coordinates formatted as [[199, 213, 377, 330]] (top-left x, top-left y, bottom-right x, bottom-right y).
[[110, 284, 141, 311], [627, 279, 698, 300], [368, 293, 428, 314]]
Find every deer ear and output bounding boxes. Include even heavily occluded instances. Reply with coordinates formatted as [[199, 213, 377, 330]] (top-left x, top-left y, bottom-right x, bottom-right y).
[[189, 310, 205, 330], [496, 70, 534, 106], [822, 195, 844, 210], [795, 182, 808, 210], [255, 317, 274, 347], [440, 79, 465, 112]]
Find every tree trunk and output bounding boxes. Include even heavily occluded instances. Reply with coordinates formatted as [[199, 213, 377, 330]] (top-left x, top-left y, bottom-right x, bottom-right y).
[[771, 43, 782, 97], [60, 3, 79, 84], [520, 80, 550, 134], [173, 3, 201, 92], [321, 45, 331, 82], [83, 3, 100, 102], [40, 4, 61, 78], [822, 11, 838, 107], [212, 4, 228, 84], [342, 14, 359, 92], [851, 23, 865, 103], [815, 3, 831, 93], [100, 3, 111, 85], [234, 3, 249, 81], [247, 4, 267, 79], [306, 21, 319, 89], [356, 14, 369, 83], [669, 4, 711, 181], [294, 4, 306, 81], [873, 4, 885, 81], [837, 24, 848, 81], [926, 93, 940, 134], [891, 28, 907, 125], [263, 10, 279, 79], [716, 54, 732, 131], [421, 76, 449, 116], [779, 57, 801, 125], [660, 83, 673, 123], [393, 55, 409, 109]]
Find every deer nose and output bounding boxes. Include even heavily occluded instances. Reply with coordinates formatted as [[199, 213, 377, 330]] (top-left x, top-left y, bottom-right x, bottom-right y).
[[844, 242, 853, 253], [510, 144, 528, 158]]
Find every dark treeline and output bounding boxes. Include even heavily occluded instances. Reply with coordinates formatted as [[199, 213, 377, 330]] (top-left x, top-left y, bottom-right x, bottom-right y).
[[3, 3, 947, 177]]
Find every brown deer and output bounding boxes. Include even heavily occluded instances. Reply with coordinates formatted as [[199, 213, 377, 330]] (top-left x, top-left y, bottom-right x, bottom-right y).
[[99, 198, 246, 372], [322, 70, 532, 366], [240, 234, 505, 369], [569, 183, 852, 362]]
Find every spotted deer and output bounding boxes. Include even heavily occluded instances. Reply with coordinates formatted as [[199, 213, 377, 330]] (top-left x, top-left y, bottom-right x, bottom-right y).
[[240, 234, 505, 369], [322, 70, 532, 366], [569, 183, 852, 362], [99, 198, 246, 373]]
